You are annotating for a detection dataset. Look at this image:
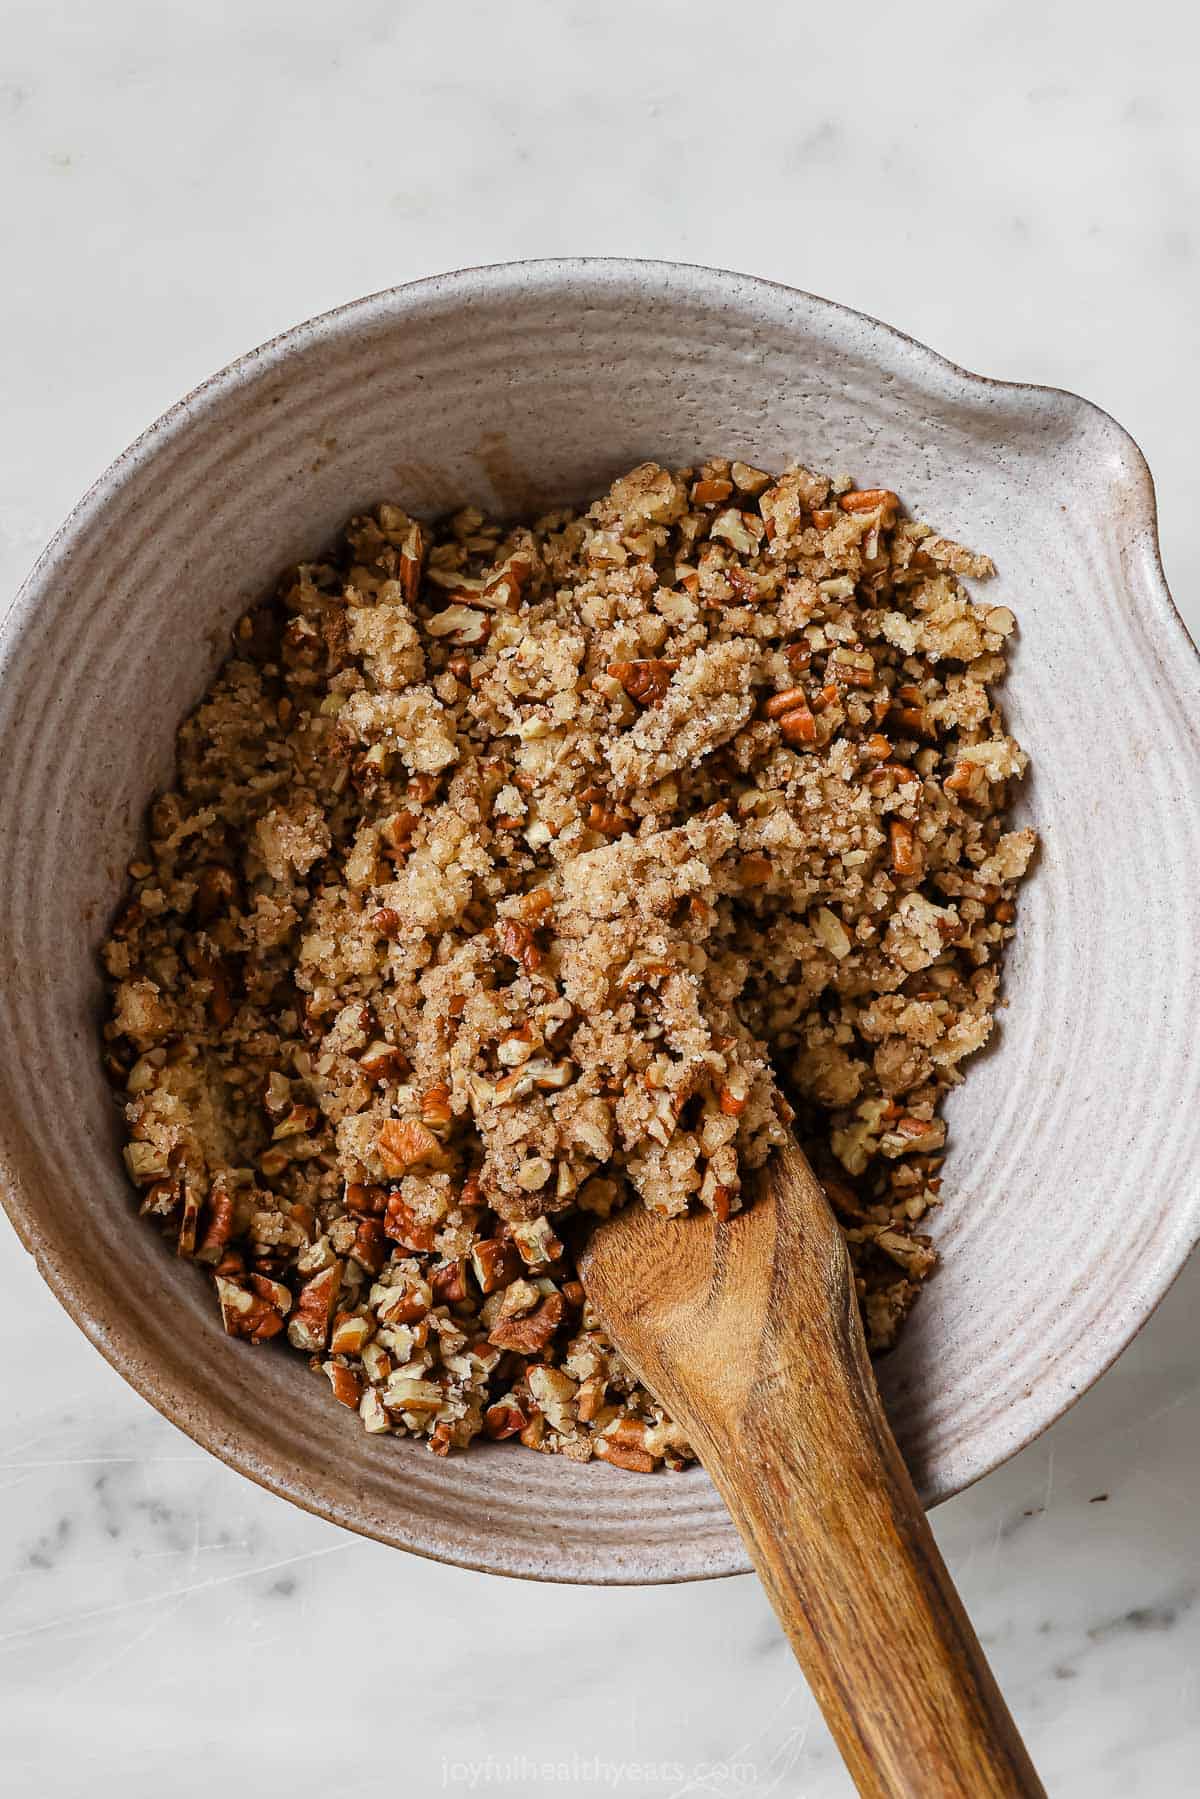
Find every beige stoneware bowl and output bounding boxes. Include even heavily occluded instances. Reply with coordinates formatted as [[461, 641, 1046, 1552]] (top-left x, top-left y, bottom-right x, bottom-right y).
[[1, 260, 1198, 1583]]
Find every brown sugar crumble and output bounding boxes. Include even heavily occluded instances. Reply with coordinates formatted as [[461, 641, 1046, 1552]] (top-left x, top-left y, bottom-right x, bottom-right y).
[[101, 460, 1034, 1470]]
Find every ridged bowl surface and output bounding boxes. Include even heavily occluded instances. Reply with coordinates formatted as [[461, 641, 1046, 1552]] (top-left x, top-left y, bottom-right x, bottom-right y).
[[1, 260, 1197, 1582]]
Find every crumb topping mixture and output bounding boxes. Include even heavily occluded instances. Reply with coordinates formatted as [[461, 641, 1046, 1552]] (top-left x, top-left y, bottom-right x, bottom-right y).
[[102, 460, 1033, 1471]]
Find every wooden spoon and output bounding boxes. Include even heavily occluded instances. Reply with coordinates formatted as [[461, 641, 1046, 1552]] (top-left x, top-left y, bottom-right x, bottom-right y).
[[578, 1137, 1046, 1799]]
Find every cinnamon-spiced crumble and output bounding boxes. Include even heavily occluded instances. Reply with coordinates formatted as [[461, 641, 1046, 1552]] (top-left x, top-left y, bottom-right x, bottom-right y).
[[101, 460, 1033, 1469]]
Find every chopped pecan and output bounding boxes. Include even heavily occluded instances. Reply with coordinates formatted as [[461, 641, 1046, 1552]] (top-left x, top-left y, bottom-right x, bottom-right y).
[[176, 1181, 202, 1257], [273, 1103, 318, 1141], [718, 1074, 748, 1117], [349, 1219, 388, 1274], [488, 1291, 565, 1353], [471, 1237, 521, 1294], [420, 1082, 453, 1129], [889, 818, 922, 878], [375, 1274, 431, 1326], [324, 1362, 363, 1409], [730, 461, 770, 495], [426, 603, 488, 644], [345, 1181, 386, 1216], [944, 759, 985, 800], [511, 1216, 564, 1267], [839, 488, 899, 524], [381, 810, 419, 859], [593, 1436, 655, 1474], [483, 1399, 528, 1440], [360, 1041, 407, 1082], [383, 1192, 438, 1252], [576, 1376, 606, 1422], [587, 799, 633, 836], [195, 1180, 237, 1264], [377, 1117, 440, 1173], [691, 477, 734, 506], [398, 521, 426, 604], [206, 957, 235, 1030], [214, 1274, 287, 1344], [287, 1261, 343, 1352], [710, 1184, 734, 1222], [495, 917, 543, 972], [724, 566, 760, 605], [408, 772, 440, 804], [778, 703, 818, 746], [516, 886, 555, 921], [763, 686, 810, 720], [430, 1258, 472, 1305], [330, 1311, 373, 1356], [605, 658, 680, 706]]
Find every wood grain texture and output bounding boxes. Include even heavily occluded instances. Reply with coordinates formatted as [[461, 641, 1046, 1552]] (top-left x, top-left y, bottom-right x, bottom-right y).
[[580, 1141, 1046, 1798]]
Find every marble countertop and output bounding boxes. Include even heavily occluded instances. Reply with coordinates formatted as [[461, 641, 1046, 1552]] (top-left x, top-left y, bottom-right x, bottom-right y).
[[2, 2, 1197, 1793]]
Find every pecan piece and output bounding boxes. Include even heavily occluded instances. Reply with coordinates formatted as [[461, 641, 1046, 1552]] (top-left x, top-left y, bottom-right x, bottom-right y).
[[488, 1291, 565, 1353], [710, 1183, 735, 1222], [605, 658, 680, 706], [398, 521, 426, 604], [383, 1192, 438, 1252], [206, 957, 235, 1030], [763, 686, 810, 719], [483, 1399, 528, 1440], [349, 1218, 388, 1275], [691, 477, 733, 506], [345, 1181, 386, 1216], [195, 1180, 237, 1264], [420, 1082, 453, 1129], [287, 1261, 343, 1352], [470, 1237, 522, 1294], [778, 703, 818, 746], [360, 1041, 407, 1082], [511, 1216, 564, 1268], [324, 1362, 364, 1410], [889, 818, 922, 878], [214, 1274, 287, 1344], [839, 488, 899, 524], [375, 1274, 432, 1326], [330, 1311, 373, 1356], [718, 1074, 748, 1117], [377, 1117, 439, 1174], [495, 917, 543, 972], [430, 1258, 472, 1306], [593, 1436, 655, 1474]]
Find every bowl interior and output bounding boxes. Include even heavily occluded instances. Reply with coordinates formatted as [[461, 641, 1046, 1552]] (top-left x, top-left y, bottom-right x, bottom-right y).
[[1, 262, 1198, 1582]]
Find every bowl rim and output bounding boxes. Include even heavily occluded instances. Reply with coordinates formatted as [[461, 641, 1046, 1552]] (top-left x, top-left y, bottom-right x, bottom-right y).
[[2, 257, 1198, 1584]]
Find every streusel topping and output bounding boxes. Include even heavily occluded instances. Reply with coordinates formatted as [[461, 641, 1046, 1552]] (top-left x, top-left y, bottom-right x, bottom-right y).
[[102, 460, 1033, 1471]]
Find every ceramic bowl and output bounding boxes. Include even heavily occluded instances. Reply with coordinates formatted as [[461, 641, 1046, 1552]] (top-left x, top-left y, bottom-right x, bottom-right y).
[[1, 260, 1198, 1584]]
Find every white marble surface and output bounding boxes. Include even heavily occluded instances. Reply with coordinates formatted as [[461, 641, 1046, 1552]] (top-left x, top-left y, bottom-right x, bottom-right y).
[[2, 2, 1198, 1793]]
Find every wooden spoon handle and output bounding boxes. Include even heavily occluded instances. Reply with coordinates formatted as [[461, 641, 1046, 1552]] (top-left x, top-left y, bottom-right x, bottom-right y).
[[693, 1269, 1043, 1796]]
